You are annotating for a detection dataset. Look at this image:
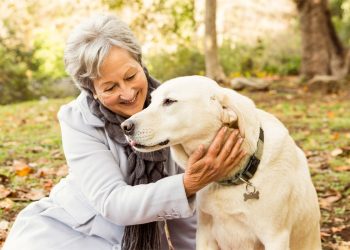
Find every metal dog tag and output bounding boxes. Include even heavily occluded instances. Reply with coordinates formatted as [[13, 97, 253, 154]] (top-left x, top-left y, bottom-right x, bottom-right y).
[[244, 190, 260, 201], [239, 177, 260, 202]]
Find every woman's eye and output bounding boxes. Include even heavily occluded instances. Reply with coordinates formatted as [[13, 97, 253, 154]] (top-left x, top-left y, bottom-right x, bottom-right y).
[[125, 74, 136, 81], [163, 98, 177, 106], [105, 85, 116, 92]]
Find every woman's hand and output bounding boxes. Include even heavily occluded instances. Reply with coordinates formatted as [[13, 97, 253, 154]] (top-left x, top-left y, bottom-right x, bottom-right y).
[[183, 127, 246, 197]]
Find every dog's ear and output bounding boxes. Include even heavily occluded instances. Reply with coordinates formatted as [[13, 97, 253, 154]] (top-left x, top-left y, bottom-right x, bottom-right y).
[[213, 87, 260, 154], [210, 95, 238, 127], [221, 107, 238, 125]]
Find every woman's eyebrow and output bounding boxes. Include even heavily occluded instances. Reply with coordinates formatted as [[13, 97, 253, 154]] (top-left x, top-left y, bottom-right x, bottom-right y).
[[101, 80, 116, 86], [124, 66, 137, 75]]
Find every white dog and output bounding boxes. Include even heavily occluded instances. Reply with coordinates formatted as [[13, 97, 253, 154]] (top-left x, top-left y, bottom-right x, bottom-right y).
[[121, 76, 321, 250]]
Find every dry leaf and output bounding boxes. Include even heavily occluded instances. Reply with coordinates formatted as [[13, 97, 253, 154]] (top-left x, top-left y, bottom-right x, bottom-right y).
[[24, 188, 45, 201], [0, 198, 14, 209], [0, 185, 11, 199], [332, 132, 340, 140], [319, 191, 342, 210], [0, 220, 9, 230], [43, 180, 53, 191], [13, 160, 32, 177], [334, 165, 350, 172], [36, 167, 55, 178], [327, 111, 335, 119], [331, 148, 343, 157], [56, 164, 68, 177], [29, 146, 44, 153]]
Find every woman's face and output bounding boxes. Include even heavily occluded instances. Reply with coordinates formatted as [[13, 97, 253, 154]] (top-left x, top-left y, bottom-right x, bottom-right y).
[[93, 46, 148, 117]]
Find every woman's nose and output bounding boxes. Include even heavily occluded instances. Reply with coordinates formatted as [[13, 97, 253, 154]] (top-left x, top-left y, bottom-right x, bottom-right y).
[[119, 87, 135, 101]]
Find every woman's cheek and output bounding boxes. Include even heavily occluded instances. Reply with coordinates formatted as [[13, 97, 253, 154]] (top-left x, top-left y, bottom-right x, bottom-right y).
[[103, 95, 120, 107]]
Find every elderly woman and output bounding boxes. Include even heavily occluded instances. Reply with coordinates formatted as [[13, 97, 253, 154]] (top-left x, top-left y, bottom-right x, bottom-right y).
[[3, 14, 245, 250]]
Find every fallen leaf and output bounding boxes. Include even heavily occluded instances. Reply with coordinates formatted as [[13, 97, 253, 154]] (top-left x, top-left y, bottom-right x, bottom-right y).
[[332, 132, 340, 140], [29, 146, 44, 153], [333, 165, 350, 172], [56, 164, 68, 177], [327, 111, 335, 119], [0, 198, 14, 209], [331, 148, 343, 157], [0, 185, 11, 199], [13, 160, 32, 177], [24, 188, 46, 201], [43, 180, 53, 191], [0, 220, 9, 230], [36, 167, 55, 178], [0, 174, 9, 185], [319, 191, 342, 210], [331, 225, 346, 233]]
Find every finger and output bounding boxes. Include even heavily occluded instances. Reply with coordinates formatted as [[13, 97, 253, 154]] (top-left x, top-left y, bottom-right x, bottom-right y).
[[224, 137, 244, 165], [187, 144, 206, 166], [217, 129, 240, 161], [224, 150, 247, 175], [207, 127, 227, 156]]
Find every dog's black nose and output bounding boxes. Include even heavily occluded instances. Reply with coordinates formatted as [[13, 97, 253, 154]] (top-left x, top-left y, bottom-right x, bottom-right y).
[[121, 120, 135, 135]]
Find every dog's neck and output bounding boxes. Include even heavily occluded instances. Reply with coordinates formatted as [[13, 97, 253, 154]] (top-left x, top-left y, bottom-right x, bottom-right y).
[[170, 123, 261, 177]]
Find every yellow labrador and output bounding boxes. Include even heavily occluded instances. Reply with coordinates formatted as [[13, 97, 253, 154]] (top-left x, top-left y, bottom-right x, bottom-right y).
[[121, 76, 321, 250]]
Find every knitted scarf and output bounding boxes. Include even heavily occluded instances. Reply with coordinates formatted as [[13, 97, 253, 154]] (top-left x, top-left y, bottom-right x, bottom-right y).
[[86, 68, 169, 250]]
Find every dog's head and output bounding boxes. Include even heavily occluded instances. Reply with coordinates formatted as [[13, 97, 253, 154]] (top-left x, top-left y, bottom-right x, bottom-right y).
[[121, 75, 259, 164]]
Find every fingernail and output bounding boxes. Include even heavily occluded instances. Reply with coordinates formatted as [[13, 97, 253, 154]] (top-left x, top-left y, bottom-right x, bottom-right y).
[[222, 127, 227, 132], [239, 137, 244, 143], [234, 130, 239, 135]]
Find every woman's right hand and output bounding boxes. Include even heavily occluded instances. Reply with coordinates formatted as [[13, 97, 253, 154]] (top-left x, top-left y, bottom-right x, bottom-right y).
[[183, 127, 246, 197]]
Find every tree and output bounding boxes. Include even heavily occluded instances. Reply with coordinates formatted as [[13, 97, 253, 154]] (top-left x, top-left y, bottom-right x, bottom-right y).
[[204, 0, 226, 82], [296, 0, 350, 79]]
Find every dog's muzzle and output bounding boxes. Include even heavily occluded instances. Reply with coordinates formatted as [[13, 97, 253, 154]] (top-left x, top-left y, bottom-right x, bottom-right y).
[[121, 120, 135, 136]]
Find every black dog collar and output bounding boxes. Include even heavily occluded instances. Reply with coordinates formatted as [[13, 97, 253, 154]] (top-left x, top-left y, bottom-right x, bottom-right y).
[[217, 127, 264, 186]]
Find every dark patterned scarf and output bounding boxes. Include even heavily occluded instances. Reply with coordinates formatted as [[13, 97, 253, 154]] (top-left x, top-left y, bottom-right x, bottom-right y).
[[87, 68, 169, 250]]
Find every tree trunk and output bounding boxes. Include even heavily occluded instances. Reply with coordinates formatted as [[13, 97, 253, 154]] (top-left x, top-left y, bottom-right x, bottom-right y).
[[204, 0, 226, 82], [296, 0, 349, 79]]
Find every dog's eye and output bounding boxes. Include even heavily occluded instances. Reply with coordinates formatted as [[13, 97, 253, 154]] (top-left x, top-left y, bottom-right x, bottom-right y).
[[163, 98, 177, 106]]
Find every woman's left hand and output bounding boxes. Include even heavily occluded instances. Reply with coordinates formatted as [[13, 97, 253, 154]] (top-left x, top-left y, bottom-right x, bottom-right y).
[[183, 127, 246, 197]]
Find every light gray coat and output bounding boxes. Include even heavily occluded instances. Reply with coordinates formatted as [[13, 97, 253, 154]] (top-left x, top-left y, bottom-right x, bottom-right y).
[[3, 92, 197, 250]]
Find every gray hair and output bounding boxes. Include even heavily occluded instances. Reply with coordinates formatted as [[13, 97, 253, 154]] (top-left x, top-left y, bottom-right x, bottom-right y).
[[64, 13, 142, 92]]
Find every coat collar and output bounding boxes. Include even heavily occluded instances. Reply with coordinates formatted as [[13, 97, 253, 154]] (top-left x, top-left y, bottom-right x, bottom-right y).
[[76, 92, 104, 127]]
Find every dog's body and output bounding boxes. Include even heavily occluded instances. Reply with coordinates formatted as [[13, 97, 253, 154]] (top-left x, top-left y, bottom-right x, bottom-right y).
[[122, 76, 321, 249]]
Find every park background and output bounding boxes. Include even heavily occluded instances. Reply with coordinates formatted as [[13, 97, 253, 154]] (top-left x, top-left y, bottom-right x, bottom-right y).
[[0, 0, 349, 249]]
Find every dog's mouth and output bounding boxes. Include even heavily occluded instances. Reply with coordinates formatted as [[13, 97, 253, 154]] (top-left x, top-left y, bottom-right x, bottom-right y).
[[128, 139, 170, 149]]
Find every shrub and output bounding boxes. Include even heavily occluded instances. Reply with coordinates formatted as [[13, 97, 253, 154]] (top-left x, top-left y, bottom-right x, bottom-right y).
[[145, 45, 205, 82]]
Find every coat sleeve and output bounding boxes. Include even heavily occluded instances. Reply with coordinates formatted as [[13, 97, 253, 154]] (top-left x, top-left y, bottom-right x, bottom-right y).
[[57, 104, 196, 226]]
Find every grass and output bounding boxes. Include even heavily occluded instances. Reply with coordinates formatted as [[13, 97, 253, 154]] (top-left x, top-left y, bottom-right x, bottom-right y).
[[0, 79, 349, 248]]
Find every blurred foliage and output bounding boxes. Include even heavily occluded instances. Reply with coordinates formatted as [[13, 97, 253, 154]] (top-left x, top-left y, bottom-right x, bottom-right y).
[[0, 0, 104, 104], [330, 0, 350, 46], [146, 35, 301, 82], [219, 35, 301, 77], [145, 45, 205, 81], [0, 22, 66, 105], [1, 0, 350, 104], [105, 0, 196, 46]]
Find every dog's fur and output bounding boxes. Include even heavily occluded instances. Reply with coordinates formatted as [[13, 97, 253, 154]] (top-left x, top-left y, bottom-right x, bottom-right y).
[[122, 76, 321, 250]]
